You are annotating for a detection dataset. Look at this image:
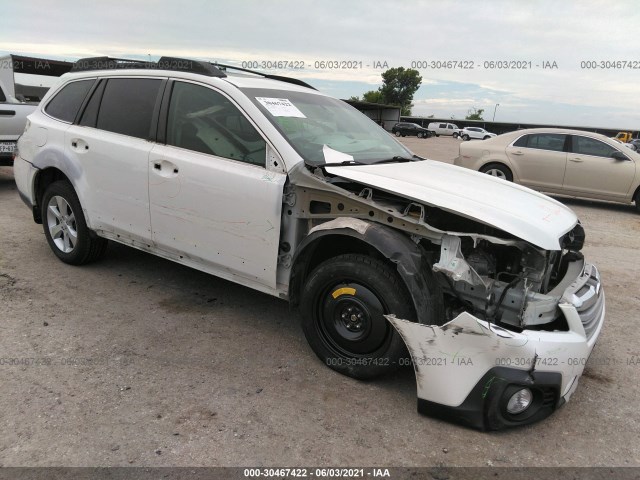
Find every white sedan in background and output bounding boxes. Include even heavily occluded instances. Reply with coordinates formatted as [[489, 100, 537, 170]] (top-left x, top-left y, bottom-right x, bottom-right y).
[[459, 127, 497, 140]]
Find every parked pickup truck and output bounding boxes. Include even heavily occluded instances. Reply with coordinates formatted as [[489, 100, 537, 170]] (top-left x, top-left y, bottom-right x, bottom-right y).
[[0, 55, 72, 165]]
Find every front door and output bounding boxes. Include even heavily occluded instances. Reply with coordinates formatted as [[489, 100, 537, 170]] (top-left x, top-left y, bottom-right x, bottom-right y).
[[148, 80, 286, 288], [563, 135, 635, 199]]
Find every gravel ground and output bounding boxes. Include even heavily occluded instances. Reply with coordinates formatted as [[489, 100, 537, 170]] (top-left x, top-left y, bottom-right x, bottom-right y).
[[0, 137, 639, 467]]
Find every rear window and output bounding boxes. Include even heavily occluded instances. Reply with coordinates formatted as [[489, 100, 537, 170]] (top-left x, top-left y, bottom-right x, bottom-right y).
[[44, 79, 94, 123]]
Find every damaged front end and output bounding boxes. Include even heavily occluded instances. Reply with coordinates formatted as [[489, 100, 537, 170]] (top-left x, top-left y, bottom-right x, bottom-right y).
[[388, 234, 605, 430], [286, 159, 605, 430]]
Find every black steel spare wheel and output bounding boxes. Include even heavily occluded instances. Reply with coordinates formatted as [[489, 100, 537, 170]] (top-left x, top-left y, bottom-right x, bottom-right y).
[[300, 254, 415, 379]]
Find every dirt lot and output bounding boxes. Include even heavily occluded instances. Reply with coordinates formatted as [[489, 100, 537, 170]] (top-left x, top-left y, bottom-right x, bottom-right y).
[[1, 136, 639, 467]]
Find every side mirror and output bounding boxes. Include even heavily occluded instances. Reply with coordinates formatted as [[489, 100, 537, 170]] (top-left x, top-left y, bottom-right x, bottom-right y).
[[611, 151, 629, 161]]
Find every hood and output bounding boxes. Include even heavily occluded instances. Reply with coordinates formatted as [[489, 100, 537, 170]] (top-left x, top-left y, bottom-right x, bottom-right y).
[[325, 160, 578, 250]]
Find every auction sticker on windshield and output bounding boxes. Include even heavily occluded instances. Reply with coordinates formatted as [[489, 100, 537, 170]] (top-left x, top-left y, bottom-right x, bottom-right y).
[[256, 97, 306, 118]]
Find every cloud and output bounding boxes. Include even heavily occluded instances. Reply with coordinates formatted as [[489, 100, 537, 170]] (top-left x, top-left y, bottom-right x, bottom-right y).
[[2, 0, 639, 126]]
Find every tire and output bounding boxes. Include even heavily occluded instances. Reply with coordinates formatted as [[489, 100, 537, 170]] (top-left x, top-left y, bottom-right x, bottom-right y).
[[435, 134, 440, 137], [462, 134, 470, 141], [300, 254, 416, 380], [453, 132, 458, 139], [483, 136, 491, 140], [394, 131, 401, 137], [634, 190, 640, 213], [417, 132, 423, 138], [41, 180, 108, 265], [480, 163, 514, 182]]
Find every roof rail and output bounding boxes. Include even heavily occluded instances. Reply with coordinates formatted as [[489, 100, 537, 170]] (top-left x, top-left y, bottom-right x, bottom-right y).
[[211, 63, 316, 90], [69, 56, 315, 89], [71, 56, 227, 77]]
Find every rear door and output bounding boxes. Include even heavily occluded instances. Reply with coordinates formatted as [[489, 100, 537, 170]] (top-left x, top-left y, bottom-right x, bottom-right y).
[[563, 135, 635, 199], [505, 133, 568, 191], [66, 77, 164, 242], [148, 80, 286, 288]]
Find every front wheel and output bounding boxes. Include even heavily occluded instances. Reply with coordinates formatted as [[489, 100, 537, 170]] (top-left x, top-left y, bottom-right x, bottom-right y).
[[300, 254, 415, 379], [42, 181, 108, 265], [480, 163, 514, 182], [453, 132, 459, 139], [394, 131, 401, 137], [417, 132, 424, 138], [462, 134, 470, 141]]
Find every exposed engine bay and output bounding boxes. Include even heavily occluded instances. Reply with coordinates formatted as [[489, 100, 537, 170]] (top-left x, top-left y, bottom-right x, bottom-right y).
[[428, 223, 585, 329], [287, 162, 587, 332]]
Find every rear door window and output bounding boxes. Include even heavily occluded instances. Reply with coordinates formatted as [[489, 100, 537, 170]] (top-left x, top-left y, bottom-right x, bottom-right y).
[[96, 78, 163, 139], [44, 79, 95, 123], [513, 133, 566, 152]]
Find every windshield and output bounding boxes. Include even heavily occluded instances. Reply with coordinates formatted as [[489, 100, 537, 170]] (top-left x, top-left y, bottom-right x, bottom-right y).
[[242, 88, 412, 165]]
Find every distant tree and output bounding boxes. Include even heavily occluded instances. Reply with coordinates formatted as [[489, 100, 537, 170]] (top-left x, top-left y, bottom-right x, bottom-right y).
[[465, 107, 485, 120], [354, 68, 422, 115], [348, 95, 360, 102], [379, 67, 422, 116], [362, 90, 384, 103]]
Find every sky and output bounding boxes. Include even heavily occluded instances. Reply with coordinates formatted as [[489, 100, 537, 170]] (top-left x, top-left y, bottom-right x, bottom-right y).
[[2, 0, 639, 128]]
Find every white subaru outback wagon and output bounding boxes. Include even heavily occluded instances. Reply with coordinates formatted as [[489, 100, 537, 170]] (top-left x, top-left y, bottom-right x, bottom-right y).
[[14, 56, 605, 430]]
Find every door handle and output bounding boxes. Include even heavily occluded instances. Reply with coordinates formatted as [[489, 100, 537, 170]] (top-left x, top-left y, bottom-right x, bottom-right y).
[[569, 157, 583, 163], [152, 161, 179, 176], [71, 139, 89, 151], [511, 151, 524, 155]]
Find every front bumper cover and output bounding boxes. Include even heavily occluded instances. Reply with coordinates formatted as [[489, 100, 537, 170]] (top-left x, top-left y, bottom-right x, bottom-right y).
[[386, 262, 605, 430]]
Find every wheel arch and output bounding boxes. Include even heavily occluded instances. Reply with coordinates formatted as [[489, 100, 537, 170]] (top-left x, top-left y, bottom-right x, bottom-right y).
[[289, 219, 443, 325], [33, 167, 73, 224], [480, 160, 516, 181], [632, 183, 640, 207]]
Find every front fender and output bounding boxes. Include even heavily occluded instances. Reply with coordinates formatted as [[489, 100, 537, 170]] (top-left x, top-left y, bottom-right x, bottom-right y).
[[289, 218, 443, 326]]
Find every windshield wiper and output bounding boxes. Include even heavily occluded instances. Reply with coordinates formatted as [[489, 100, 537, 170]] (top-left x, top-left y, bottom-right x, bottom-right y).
[[316, 160, 368, 167], [369, 156, 415, 165]]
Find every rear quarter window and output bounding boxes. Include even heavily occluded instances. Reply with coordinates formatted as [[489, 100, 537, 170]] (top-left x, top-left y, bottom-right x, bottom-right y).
[[44, 79, 95, 123]]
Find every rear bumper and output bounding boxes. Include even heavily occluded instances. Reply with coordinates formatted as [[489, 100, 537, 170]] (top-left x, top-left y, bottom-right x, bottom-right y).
[[0, 140, 17, 165], [14, 156, 38, 212], [387, 262, 605, 430], [0, 153, 14, 166]]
